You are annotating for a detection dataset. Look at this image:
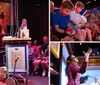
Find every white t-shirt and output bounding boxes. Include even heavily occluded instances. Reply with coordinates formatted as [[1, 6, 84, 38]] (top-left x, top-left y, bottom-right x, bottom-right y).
[[81, 15, 87, 23], [70, 10, 83, 24], [22, 26, 27, 29]]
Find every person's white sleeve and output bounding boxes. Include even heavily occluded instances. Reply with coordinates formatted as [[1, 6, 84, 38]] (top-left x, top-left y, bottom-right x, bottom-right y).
[[81, 16, 87, 23], [70, 12, 75, 21]]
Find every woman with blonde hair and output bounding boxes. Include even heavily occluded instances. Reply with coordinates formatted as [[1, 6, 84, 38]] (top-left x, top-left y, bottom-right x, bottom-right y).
[[81, 10, 100, 40], [92, 8, 100, 21], [20, 19, 27, 29]]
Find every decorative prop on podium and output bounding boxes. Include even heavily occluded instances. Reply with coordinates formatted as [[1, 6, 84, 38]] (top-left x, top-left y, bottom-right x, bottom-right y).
[[20, 29, 29, 38]]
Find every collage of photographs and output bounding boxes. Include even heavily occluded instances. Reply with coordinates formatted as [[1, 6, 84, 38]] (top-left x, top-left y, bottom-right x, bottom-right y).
[[0, 0, 100, 85]]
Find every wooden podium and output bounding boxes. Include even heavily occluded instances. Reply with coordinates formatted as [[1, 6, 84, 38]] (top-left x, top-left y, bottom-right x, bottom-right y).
[[2, 37, 31, 85], [2, 38, 31, 42]]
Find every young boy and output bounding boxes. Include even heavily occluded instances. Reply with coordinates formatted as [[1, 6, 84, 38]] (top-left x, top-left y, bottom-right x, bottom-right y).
[[70, 1, 92, 41], [52, 0, 74, 41]]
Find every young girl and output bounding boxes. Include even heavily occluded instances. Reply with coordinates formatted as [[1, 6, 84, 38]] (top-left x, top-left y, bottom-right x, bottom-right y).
[[33, 45, 44, 74], [32, 40, 38, 57], [92, 8, 100, 22], [82, 10, 100, 40], [41, 47, 49, 76]]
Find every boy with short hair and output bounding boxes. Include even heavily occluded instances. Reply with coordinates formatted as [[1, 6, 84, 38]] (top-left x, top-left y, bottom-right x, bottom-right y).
[[52, 0, 74, 41], [70, 1, 92, 41], [70, 2, 84, 24]]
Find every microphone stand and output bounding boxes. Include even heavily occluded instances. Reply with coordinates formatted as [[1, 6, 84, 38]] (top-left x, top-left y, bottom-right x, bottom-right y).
[[12, 56, 19, 78]]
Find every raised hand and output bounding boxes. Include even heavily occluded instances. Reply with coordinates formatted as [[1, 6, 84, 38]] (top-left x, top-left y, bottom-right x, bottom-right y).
[[83, 48, 92, 62]]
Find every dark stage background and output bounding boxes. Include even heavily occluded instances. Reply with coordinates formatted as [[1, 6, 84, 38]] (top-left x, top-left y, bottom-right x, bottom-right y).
[[1, 0, 49, 45], [52, 0, 100, 9], [18, 0, 49, 45]]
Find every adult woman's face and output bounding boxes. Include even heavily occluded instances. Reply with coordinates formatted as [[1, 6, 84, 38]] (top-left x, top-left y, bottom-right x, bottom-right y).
[[22, 19, 27, 26], [94, 10, 99, 15], [71, 55, 79, 63], [34, 40, 37, 45]]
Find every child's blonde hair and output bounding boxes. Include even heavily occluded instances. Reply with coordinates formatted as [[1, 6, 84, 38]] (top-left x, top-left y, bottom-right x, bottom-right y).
[[75, 1, 85, 9]]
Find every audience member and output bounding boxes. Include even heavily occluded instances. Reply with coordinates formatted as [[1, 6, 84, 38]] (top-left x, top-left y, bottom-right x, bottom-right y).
[[28, 41, 34, 74], [41, 47, 49, 76], [70, 1, 92, 41], [42, 36, 49, 52], [92, 8, 100, 22], [52, 0, 74, 41], [32, 40, 38, 57], [33, 45, 44, 74], [82, 10, 100, 40]]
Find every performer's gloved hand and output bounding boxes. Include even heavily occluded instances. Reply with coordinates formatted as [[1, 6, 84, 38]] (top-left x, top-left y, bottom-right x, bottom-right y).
[[83, 48, 92, 62]]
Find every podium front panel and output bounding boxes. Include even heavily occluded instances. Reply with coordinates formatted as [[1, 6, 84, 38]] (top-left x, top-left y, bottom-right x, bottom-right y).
[[5, 44, 28, 73]]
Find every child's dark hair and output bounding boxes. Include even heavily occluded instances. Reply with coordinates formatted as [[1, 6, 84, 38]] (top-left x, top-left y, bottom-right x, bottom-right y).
[[66, 55, 72, 69], [83, 10, 91, 16], [65, 55, 72, 75], [61, 0, 74, 10]]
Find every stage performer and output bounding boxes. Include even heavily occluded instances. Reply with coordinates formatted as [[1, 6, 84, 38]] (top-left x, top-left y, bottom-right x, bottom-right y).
[[66, 48, 92, 85]]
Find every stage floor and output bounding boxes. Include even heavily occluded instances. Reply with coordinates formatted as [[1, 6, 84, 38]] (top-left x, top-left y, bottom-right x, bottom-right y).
[[81, 66, 100, 85], [28, 75, 49, 85], [0, 75, 49, 85]]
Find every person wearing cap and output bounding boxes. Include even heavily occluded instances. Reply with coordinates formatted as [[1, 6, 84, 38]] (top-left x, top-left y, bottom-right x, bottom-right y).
[[28, 41, 34, 74]]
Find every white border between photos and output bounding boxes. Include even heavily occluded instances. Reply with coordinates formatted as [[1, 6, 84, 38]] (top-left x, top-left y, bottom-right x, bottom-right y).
[[50, 41, 100, 43], [49, 0, 50, 85]]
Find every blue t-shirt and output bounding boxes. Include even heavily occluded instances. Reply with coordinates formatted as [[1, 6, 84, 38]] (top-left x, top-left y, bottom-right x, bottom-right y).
[[52, 11, 70, 33]]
